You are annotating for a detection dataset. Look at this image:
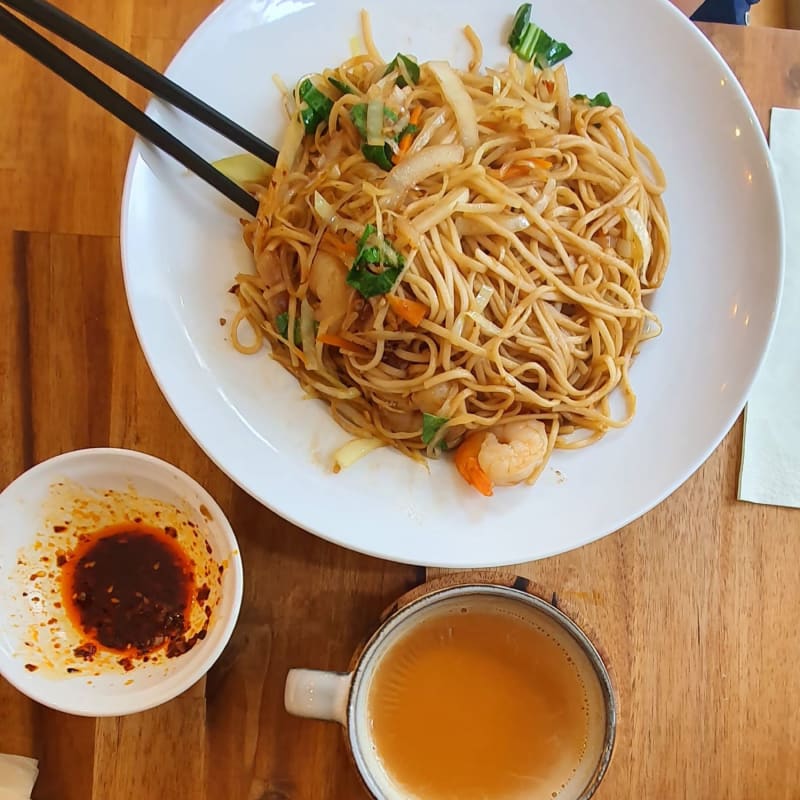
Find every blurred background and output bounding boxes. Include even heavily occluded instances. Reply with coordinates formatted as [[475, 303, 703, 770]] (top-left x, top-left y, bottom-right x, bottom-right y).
[[751, 0, 800, 26]]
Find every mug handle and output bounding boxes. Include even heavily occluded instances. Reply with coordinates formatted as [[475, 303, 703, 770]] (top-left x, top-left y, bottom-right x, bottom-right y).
[[284, 669, 352, 724]]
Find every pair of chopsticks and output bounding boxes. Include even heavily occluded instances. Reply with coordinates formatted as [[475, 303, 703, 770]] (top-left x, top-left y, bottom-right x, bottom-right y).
[[0, 0, 279, 216]]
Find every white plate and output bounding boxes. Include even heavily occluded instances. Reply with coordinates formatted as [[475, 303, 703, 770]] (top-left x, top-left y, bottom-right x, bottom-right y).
[[121, 0, 783, 567]]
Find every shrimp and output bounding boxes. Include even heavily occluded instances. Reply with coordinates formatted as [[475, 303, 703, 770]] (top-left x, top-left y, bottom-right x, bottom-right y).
[[477, 420, 548, 487], [411, 383, 452, 415], [309, 251, 349, 329]]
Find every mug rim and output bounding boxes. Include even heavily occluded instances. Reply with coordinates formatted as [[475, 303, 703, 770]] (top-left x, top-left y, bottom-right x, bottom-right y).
[[345, 582, 617, 800]]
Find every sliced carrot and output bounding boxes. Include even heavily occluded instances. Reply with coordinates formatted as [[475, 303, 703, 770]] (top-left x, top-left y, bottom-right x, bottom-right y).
[[502, 160, 552, 180], [391, 108, 423, 166], [454, 433, 493, 497], [318, 332, 369, 356], [322, 230, 356, 256], [392, 133, 414, 165], [503, 164, 529, 179], [387, 294, 428, 327]]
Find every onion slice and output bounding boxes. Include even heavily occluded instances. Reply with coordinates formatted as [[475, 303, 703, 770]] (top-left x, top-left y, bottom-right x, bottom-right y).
[[300, 298, 318, 370], [275, 117, 305, 174], [366, 99, 385, 146], [427, 61, 479, 151], [211, 154, 273, 186], [313, 191, 337, 227], [332, 438, 385, 473], [466, 310, 502, 336], [621, 207, 653, 274], [381, 144, 464, 208]]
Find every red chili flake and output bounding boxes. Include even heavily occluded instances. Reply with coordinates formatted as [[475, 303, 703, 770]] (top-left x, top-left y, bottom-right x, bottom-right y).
[[53, 525, 67, 532], [204, 606, 212, 619], [164, 526, 178, 539], [204, 541, 213, 555], [54, 601, 62, 608], [118, 657, 134, 672], [67, 667, 80, 674], [47, 617, 57, 625], [56, 554, 68, 567], [196, 584, 210, 604], [74, 642, 98, 660], [62, 522, 195, 658], [24, 664, 38, 672]]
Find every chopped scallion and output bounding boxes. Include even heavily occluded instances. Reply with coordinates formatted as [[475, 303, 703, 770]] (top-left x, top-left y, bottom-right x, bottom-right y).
[[346, 225, 405, 298], [328, 76, 356, 96], [383, 53, 421, 88], [507, 4, 572, 68], [350, 104, 401, 171], [422, 413, 449, 446], [297, 78, 333, 134], [573, 92, 613, 108], [275, 312, 317, 346], [350, 104, 398, 140], [361, 143, 394, 171]]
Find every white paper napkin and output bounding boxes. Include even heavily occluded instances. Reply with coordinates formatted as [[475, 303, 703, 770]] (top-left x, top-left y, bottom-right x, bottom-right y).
[[0, 754, 38, 800], [739, 107, 799, 508]]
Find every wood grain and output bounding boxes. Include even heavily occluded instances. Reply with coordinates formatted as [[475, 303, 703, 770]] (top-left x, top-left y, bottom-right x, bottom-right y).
[[0, 10, 799, 800]]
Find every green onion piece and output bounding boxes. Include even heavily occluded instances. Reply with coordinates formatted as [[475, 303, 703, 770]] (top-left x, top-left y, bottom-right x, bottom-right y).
[[383, 53, 421, 88], [397, 123, 419, 140], [350, 105, 400, 170], [328, 76, 356, 95], [361, 143, 394, 171], [350, 104, 398, 141], [422, 413, 449, 446], [508, 3, 531, 50], [275, 311, 317, 346], [298, 79, 333, 134], [507, 4, 572, 68], [536, 39, 572, 69], [350, 104, 368, 139], [275, 312, 301, 346], [346, 225, 405, 298], [573, 91, 612, 108], [346, 261, 402, 297]]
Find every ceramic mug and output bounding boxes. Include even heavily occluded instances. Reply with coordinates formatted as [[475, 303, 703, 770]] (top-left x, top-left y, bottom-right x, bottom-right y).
[[285, 583, 616, 799]]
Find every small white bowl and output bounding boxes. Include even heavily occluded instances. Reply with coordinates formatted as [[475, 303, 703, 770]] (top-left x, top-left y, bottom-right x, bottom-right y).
[[0, 448, 243, 716]]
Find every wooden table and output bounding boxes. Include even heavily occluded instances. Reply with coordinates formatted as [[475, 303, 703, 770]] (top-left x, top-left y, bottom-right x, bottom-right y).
[[1, 8, 798, 798]]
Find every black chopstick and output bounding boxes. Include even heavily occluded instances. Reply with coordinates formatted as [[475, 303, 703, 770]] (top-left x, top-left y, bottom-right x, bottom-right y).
[[3, 0, 278, 167], [0, 5, 260, 217]]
